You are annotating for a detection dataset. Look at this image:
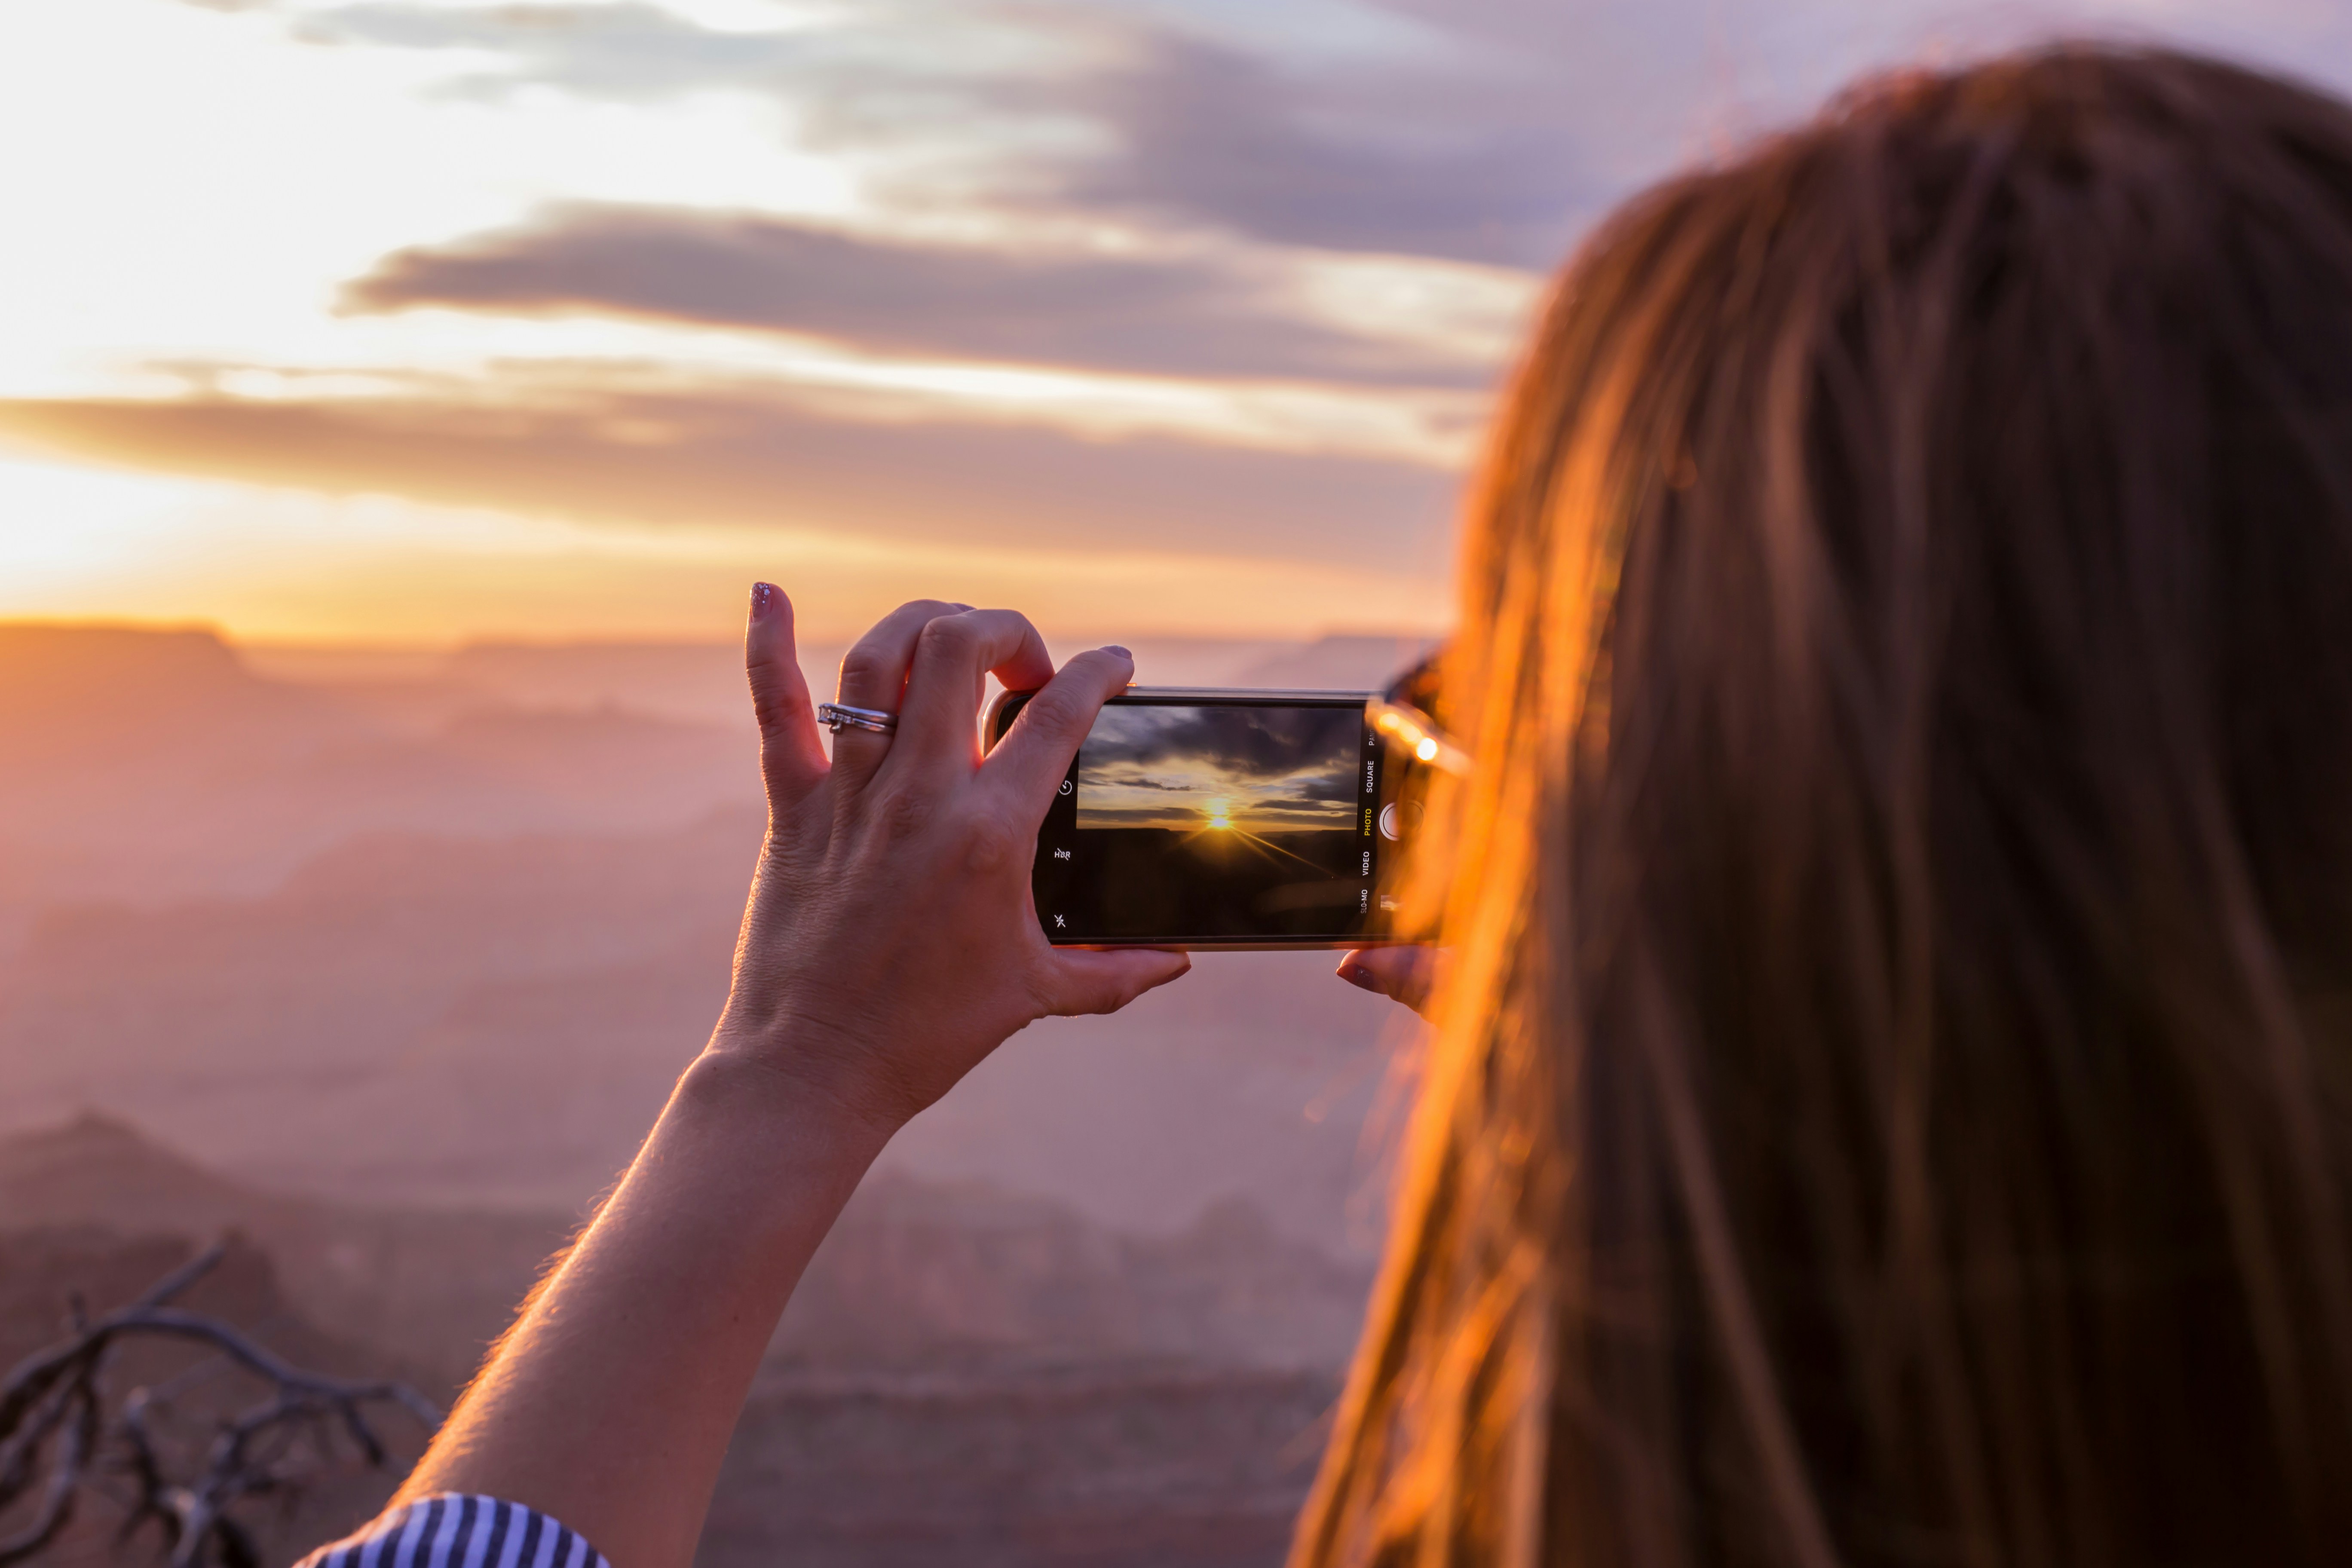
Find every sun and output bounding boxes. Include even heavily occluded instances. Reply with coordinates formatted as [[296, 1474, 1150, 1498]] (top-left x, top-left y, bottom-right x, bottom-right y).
[[1204, 797, 1232, 830]]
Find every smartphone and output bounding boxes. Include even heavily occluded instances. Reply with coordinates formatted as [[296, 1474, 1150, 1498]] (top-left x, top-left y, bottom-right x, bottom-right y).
[[983, 687, 1430, 949]]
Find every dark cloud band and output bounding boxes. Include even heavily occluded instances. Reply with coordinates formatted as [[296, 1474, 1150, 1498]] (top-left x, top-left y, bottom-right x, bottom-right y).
[[1080, 702, 1361, 778], [342, 206, 1499, 385], [0, 386, 1458, 564]]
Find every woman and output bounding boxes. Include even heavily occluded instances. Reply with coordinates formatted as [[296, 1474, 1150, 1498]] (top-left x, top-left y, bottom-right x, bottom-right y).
[[304, 44, 2352, 1568]]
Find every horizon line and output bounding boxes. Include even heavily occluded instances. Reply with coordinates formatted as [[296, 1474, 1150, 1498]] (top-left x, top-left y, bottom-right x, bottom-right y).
[[0, 615, 1452, 655]]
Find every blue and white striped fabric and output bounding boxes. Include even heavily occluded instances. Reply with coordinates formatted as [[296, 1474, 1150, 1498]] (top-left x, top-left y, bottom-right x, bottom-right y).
[[295, 1494, 609, 1568]]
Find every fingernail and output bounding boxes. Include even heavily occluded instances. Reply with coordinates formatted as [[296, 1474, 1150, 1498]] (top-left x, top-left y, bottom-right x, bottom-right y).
[[1338, 962, 1373, 990], [750, 582, 779, 621], [1102, 645, 1131, 659]]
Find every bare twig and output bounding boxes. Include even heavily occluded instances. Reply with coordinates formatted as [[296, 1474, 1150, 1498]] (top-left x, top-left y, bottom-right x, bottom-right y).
[[0, 1243, 440, 1568]]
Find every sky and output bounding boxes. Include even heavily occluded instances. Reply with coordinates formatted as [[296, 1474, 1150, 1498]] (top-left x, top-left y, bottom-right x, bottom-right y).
[[3, 0, 2350, 646], [1076, 703, 1360, 832]]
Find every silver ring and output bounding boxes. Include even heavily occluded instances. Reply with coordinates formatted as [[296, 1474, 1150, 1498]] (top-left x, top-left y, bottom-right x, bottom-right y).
[[818, 702, 898, 734]]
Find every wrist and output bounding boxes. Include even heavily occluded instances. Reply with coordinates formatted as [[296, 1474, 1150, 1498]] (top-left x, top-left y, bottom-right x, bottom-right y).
[[682, 1034, 898, 1161], [704, 994, 924, 1142]]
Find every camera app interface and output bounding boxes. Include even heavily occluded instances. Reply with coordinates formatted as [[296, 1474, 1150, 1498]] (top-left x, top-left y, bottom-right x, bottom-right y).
[[1034, 700, 1376, 941]]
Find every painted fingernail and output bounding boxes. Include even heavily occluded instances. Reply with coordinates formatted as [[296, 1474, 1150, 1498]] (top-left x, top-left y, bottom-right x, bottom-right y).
[[1338, 962, 1374, 990], [750, 582, 779, 621], [1102, 645, 1131, 659]]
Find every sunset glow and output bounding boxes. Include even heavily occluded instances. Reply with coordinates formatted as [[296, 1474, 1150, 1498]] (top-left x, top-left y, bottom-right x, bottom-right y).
[[5, 0, 2346, 647]]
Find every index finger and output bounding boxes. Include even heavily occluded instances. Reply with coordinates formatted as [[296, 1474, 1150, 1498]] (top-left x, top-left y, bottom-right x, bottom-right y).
[[979, 646, 1133, 823], [745, 581, 826, 806]]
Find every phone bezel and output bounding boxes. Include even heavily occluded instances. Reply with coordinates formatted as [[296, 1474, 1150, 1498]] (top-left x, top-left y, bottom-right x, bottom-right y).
[[985, 686, 1396, 951]]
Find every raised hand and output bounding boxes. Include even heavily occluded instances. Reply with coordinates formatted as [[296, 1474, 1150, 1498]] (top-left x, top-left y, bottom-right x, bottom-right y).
[[711, 586, 1191, 1133]]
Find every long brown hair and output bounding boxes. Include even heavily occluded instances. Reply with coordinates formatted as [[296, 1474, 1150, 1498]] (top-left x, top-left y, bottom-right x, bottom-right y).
[[1299, 45, 2352, 1568]]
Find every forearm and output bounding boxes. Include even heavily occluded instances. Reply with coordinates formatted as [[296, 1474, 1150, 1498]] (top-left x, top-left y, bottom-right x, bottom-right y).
[[398, 1047, 892, 1568]]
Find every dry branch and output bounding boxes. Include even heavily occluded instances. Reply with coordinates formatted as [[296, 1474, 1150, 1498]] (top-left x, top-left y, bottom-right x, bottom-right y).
[[0, 1243, 439, 1568]]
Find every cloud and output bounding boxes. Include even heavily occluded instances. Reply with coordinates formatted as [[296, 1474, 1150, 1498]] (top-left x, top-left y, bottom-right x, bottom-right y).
[[1080, 701, 1360, 781], [294, 0, 1618, 267], [294, 3, 810, 98], [291, 0, 2352, 277], [342, 205, 1498, 383], [1059, 30, 1611, 267], [0, 383, 1458, 565]]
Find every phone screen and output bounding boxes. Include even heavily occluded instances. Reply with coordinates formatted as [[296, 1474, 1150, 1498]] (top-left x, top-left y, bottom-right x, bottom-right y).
[[998, 692, 1404, 946]]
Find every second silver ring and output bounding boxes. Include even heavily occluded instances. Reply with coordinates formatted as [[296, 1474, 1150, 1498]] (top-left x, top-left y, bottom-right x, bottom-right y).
[[818, 702, 899, 734]]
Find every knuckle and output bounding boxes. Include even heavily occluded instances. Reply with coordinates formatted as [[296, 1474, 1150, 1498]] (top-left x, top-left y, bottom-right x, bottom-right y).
[[750, 685, 795, 737], [1021, 689, 1087, 738], [837, 646, 891, 691], [874, 787, 934, 843], [962, 815, 1021, 875], [917, 615, 977, 662]]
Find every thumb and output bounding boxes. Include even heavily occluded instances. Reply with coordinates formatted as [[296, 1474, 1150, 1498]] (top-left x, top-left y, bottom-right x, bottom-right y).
[[1043, 948, 1192, 1017], [1337, 945, 1440, 1018], [747, 582, 826, 805]]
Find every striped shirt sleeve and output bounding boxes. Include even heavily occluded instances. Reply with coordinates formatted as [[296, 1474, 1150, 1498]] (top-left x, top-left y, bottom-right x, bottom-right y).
[[295, 1494, 608, 1568]]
